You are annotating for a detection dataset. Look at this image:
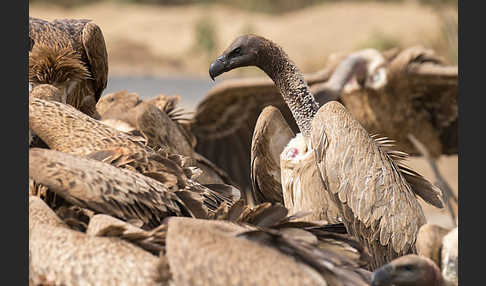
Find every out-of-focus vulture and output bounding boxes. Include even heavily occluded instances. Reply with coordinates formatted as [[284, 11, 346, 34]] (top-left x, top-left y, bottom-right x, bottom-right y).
[[415, 224, 458, 286], [195, 43, 457, 197], [29, 17, 108, 118], [95, 91, 234, 186], [29, 148, 236, 228], [371, 254, 445, 286], [440, 227, 458, 286], [29, 97, 240, 222], [416, 223, 451, 267], [29, 84, 63, 148], [164, 216, 371, 286], [209, 34, 444, 270], [29, 196, 164, 286]]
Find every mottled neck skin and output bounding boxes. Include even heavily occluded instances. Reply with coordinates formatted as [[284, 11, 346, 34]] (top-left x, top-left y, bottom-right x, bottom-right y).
[[255, 38, 319, 138]]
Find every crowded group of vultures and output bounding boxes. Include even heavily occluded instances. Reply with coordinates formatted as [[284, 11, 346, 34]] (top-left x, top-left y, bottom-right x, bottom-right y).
[[29, 16, 458, 286]]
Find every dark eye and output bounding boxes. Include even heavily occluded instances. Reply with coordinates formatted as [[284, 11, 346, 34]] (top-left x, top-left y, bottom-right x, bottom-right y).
[[403, 265, 414, 271], [232, 47, 241, 55]]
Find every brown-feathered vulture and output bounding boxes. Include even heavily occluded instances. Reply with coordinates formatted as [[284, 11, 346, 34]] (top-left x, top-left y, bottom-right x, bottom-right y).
[[28, 97, 240, 227], [29, 196, 164, 286], [209, 34, 444, 270], [29, 17, 108, 118], [193, 43, 457, 200], [94, 91, 234, 186]]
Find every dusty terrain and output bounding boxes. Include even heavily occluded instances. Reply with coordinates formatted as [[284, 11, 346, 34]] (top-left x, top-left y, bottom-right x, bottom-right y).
[[30, 1, 455, 77], [29, 2, 458, 229]]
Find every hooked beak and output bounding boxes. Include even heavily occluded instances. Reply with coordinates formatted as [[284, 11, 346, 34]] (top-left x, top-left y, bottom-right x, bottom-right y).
[[371, 264, 394, 286], [209, 56, 227, 81]]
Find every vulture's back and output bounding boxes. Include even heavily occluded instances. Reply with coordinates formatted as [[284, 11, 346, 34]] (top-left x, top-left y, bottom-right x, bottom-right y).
[[311, 101, 439, 270]]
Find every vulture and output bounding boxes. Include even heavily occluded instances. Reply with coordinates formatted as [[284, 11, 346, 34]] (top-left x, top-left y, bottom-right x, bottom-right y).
[[86, 214, 167, 255], [29, 147, 230, 228], [95, 91, 234, 186], [29, 196, 165, 286], [209, 34, 444, 270], [29, 17, 108, 118], [370, 254, 445, 286], [195, 44, 457, 197], [28, 97, 240, 223], [30, 189, 371, 285], [415, 224, 458, 286], [164, 216, 371, 286], [250, 51, 386, 221], [416, 223, 451, 267]]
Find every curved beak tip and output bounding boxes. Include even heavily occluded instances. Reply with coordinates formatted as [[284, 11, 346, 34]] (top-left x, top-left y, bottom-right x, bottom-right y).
[[209, 58, 225, 82]]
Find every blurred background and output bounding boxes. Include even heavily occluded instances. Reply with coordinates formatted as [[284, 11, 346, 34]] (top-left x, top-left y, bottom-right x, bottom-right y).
[[29, 0, 458, 228]]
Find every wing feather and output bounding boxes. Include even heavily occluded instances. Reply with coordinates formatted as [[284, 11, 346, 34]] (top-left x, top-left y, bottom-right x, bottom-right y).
[[80, 21, 109, 102], [311, 101, 431, 269]]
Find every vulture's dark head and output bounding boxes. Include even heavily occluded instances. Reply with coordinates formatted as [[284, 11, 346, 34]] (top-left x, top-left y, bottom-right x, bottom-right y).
[[209, 34, 268, 80], [371, 254, 443, 286]]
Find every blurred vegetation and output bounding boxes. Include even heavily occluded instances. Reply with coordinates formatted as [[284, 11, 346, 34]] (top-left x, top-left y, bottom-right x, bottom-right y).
[[192, 15, 219, 59], [358, 31, 402, 52], [30, 0, 457, 13]]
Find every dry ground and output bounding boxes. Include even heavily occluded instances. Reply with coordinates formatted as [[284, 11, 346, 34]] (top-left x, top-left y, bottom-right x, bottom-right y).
[[29, 1, 458, 229], [30, 1, 455, 76]]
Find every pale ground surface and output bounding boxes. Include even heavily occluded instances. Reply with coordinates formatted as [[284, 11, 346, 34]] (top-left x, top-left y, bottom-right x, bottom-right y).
[[29, 2, 458, 229], [29, 1, 455, 76]]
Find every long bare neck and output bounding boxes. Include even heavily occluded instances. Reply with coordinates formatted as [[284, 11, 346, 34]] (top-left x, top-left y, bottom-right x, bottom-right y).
[[329, 55, 365, 93], [256, 40, 319, 138]]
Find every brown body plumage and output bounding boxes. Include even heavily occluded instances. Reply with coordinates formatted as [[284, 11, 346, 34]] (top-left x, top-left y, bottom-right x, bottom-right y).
[[250, 106, 342, 223], [29, 97, 240, 223], [29, 148, 208, 227], [209, 34, 443, 270], [29, 17, 108, 118], [250, 105, 295, 205], [29, 195, 163, 286], [311, 102, 442, 269], [165, 216, 370, 286], [96, 90, 234, 186]]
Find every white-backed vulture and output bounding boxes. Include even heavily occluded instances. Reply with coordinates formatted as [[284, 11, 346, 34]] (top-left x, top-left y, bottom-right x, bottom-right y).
[[194, 44, 456, 198], [251, 50, 387, 221], [29, 17, 108, 118], [209, 34, 443, 270]]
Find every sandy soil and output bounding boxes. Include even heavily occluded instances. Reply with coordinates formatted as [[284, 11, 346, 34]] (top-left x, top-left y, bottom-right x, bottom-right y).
[[29, 2, 454, 76]]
